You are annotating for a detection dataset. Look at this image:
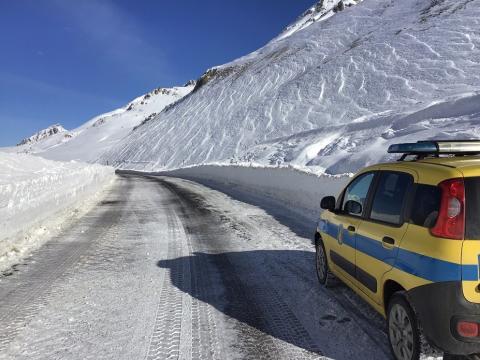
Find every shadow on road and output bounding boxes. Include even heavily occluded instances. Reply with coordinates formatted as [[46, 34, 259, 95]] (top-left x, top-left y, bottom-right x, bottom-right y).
[[157, 249, 326, 355], [133, 174, 390, 359]]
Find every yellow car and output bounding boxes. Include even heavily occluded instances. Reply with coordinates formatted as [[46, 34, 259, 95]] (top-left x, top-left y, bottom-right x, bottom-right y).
[[315, 140, 480, 360]]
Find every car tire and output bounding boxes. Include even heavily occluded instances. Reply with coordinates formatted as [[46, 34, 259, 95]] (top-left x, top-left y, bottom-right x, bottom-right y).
[[387, 293, 421, 360], [315, 236, 333, 287]]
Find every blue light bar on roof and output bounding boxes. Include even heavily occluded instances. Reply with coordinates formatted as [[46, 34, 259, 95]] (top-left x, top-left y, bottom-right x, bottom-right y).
[[388, 142, 438, 154], [388, 140, 480, 155], [436, 141, 480, 154]]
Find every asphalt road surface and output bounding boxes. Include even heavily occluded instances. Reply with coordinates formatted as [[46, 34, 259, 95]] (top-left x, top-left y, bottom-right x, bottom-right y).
[[0, 174, 391, 360]]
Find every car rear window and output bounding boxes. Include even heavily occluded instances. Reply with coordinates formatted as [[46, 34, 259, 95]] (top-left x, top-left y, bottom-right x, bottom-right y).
[[465, 177, 480, 239], [409, 184, 441, 228], [370, 172, 413, 225]]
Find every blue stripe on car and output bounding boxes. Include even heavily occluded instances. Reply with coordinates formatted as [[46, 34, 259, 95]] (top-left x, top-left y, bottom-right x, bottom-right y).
[[319, 221, 478, 282]]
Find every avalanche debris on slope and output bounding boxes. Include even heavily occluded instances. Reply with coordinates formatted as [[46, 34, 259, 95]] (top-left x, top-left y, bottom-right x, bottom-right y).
[[0, 153, 114, 271], [100, 0, 480, 175], [241, 92, 480, 174]]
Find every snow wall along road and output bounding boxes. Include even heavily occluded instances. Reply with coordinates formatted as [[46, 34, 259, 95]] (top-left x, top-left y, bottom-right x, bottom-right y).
[[0, 153, 115, 270], [157, 164, 351, 222]]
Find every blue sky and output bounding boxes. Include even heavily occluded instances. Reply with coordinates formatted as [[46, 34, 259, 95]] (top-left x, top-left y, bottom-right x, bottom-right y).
[[0, 0, 314, 146]]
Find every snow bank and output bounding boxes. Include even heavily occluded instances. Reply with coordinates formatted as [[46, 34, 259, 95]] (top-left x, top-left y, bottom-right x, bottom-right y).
[[160, 164, 351, 221], [0, 153, 114, 270]]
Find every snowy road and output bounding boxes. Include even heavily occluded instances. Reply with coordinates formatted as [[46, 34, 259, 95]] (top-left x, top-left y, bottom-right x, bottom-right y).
[[0, 174, 391, 359]]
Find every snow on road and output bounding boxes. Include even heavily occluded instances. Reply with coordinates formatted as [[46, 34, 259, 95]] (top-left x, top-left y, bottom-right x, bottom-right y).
[[0, 153, 114, 271], [0, 174, 391, 359]]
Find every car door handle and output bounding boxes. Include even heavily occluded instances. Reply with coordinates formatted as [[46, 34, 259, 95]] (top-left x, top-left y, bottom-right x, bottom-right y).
[[347, 225, 356, 232], [382, 236, 395, 245]]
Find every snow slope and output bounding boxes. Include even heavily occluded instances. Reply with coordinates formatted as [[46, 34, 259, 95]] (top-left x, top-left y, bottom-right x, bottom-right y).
[[16, 124, 72, 147], [101, 0, 480, 174], [275, 0, 361, 42], [0, 153, 114, 270], [3, 84, 194, 163]]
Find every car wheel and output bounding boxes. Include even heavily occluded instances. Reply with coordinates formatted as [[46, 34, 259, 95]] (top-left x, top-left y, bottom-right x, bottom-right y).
[[315, 236, 331, 286], [387, 293, 421, 360]]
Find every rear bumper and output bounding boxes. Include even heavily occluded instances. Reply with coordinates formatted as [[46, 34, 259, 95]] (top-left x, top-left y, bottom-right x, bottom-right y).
[[408, 281, 480, 355]]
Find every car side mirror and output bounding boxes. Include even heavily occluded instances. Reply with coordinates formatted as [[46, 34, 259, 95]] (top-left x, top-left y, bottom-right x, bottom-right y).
[[344, 200, 362, 215], [320, 196, 336, 211]]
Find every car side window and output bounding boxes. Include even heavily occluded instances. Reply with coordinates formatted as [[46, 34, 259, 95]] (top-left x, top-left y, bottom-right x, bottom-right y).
[[370, 172, 413, 225], [342, 173, 375, 216]]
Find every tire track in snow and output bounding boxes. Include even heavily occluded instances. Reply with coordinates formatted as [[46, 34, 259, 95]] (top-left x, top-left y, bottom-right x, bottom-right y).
[[146, 211, 190, 360], [157, 176, 392, 359], [0, 184, 126, 353], [161, 178, 224, 360], [0, 177, 173, 359], [146, 179, 222, 360], [329, 288, 391, 357], [156, 177, 324, 360]]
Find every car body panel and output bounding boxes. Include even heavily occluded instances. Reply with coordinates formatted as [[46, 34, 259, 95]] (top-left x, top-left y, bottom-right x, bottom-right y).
[[353, 166, 418, 303], [355, 221, 407, 303], [320, 213, 360, 284], [461, 240, 480, 303], [456, 165, 480, 303]]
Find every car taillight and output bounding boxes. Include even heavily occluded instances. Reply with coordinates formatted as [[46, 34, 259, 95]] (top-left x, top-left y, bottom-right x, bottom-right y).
[[457, 321, 479, 338], [431, 178, 465, 240]]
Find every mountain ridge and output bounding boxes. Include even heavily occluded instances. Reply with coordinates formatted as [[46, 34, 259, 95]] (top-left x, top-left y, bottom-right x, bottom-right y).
[[4, 83, 195, 161], [17, 124, 70, 147]]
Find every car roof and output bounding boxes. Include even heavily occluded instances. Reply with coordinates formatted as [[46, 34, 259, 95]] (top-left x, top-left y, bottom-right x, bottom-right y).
[[359, 156, 480, 185], [418, 156, 480, 169]]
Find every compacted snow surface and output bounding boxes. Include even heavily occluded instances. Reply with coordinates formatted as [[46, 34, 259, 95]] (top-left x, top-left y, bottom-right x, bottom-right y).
[[0, 175, 397, 360], [0, 153, 114, 270]]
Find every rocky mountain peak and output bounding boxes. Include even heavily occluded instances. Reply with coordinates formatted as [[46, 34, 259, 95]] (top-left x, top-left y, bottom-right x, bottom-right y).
[[17, 124, 68, 146]]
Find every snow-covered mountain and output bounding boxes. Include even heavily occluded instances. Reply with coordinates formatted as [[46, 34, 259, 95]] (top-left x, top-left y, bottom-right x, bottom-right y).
[[4, 83, 195, 162], [275, 0, 361, 42], [17, 124, 71, 147], [98, 0, 480, 174], [6, 0, 479, 175]]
